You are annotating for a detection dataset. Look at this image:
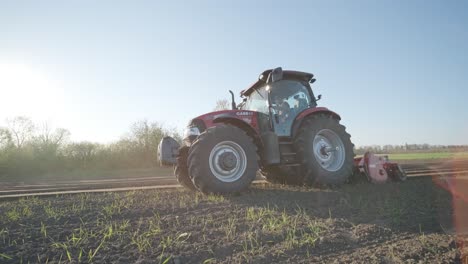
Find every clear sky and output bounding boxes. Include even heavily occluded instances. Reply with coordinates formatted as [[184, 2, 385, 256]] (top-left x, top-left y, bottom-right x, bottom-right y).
[[0, 0, 467, 146]]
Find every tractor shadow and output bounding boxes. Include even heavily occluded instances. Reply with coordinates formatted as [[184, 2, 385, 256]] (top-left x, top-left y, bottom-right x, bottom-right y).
[[228, 176, 455, 235]]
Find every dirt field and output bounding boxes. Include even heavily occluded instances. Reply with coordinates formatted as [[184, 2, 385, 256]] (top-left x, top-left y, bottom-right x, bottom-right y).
[[2, 158, 468, 198], [1, 176, 467, 263]]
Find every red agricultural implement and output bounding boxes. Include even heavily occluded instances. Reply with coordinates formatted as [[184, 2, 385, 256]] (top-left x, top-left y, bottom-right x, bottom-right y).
[[353, 152, 407, 183], [158, 67, 406, 193]]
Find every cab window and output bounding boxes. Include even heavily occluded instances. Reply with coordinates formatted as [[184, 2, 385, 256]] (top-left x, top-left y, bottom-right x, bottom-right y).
[[241, 86, 269, 114]]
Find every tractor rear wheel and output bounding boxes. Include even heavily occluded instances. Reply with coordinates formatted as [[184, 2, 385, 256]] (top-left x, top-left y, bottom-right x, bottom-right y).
[[187, 124, 258, 194], [294, 114, 354, 186], [175, 146, 197, 191]]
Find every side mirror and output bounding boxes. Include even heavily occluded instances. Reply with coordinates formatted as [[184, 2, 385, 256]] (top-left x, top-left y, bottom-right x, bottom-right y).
[[267, 67, 283, 83], [316, 94, 322, 101]]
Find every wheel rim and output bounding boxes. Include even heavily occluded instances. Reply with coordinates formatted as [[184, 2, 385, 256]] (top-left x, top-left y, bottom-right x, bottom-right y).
[[209, 141, 247, 182], [312, 129, 345, 172]]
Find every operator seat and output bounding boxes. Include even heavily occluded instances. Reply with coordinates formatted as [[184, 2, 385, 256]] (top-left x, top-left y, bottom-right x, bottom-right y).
[[294, 97, 308, 114]]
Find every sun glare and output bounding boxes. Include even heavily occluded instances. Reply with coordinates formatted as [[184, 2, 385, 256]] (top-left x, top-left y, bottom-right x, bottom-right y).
[[0, 62, 64, 121]]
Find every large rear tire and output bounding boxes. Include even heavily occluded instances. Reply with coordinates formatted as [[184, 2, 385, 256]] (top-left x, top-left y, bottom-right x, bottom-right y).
[[294, 114, 354, 186], [175, 146, 197, 191], [187, 124, 258, 194]]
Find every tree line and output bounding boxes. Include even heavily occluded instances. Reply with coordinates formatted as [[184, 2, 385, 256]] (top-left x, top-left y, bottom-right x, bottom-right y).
[[1, 116, 466, 178], [354, 144, 468, 155], [0, 116, 181, 178]]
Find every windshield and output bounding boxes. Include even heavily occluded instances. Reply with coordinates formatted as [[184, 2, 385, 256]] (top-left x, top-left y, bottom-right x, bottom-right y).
[[241, 86, 269, 114]]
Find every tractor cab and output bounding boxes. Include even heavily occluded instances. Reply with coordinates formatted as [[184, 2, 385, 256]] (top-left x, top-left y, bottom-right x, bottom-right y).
[[240, 68, 319, 136]]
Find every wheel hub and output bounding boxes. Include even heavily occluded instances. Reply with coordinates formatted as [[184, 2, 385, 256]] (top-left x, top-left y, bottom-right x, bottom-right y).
[[209, 141, 247, 183], [312, 129, 345, 172], [319, 145, 330, 156], [218, 152, 237, 171]]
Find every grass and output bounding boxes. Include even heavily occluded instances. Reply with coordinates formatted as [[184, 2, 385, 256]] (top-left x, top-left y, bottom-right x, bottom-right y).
[[0, 253, 12, 260], [386, 151, 468, 161]]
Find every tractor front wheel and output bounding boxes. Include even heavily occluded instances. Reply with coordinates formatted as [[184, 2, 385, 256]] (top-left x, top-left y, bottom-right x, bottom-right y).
[[174, 146, 197, 191], [294, 114, 355, 186], [187, 124, 258, 194]]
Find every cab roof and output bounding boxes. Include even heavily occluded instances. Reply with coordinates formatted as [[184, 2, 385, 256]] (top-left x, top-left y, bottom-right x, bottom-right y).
[[241, 68, 314, 97]]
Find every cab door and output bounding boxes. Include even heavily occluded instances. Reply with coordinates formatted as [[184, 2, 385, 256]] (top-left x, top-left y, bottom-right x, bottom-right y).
[[269, 80, 313, 137]]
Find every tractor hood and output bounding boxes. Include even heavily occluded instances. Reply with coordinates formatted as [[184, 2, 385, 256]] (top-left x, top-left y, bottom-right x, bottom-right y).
[[184, 109, 260, 145], [187, 109, 233, 129]]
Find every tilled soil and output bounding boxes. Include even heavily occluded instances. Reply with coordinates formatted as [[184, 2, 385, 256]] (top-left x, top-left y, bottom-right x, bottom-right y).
[[0, 177, 467, 263]]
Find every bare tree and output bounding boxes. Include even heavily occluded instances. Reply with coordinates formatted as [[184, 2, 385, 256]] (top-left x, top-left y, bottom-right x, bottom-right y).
[[130, 120, 165, 147], [6, 116, 35, 148], [33, 122, 71, 155], [214, 99, 230, 111], [64, 142, 98, 169], [129, 120, 167, 165], [36, 122, 70, 146]]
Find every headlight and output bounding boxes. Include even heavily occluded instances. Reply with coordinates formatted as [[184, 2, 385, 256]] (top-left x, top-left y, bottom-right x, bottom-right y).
[[184, 126, 200, 139]]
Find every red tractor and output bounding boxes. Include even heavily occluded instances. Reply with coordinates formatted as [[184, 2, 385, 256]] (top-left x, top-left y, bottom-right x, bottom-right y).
[[158, 67, 357, 193], [158, 67, 405, 193]]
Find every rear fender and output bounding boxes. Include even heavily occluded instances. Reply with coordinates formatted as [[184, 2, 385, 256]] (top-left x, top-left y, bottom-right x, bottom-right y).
[[291, 107, 341, 138]]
